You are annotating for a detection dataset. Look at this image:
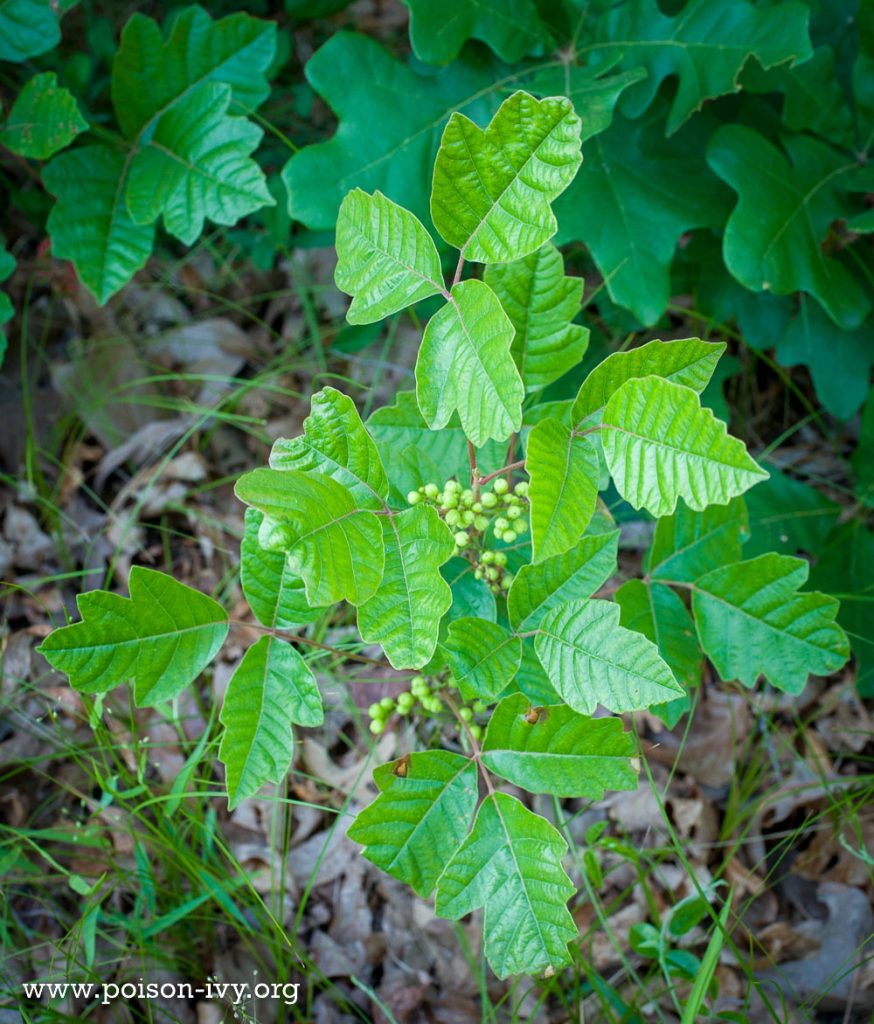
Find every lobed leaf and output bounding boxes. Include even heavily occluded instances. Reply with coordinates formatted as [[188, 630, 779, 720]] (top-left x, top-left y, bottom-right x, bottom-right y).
[[269, 386, 389, 510], [235, 468, 384, 606], [484, 242, 588, 392], [482, 693, 638, 798], [357, 506, 455, 669], [0, 0, 59, 62], [508, 528, 619, 631], [692, 553, 850, 694], [441, 618, 521, 701], [38, 567, 228, 706], [601, 376, 768, 517], [431, 91, 582, 263], [0, 72, 87, 159], [415, 279, 524, 447], [219, 635, 322, 808], [535, 598, 683, 714], [436, 792, 577, 978], [335, 189, 446, 324], [348, 751, 478, 897]]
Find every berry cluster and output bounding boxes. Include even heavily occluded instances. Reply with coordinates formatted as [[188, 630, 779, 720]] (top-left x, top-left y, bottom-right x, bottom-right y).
[[407, 477, 529, 593], [367, 674, 488, 740]]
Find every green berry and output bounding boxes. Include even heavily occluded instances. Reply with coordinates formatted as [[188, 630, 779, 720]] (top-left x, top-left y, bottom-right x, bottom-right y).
[[368, 702, 382, 720], [472, 501, 483, 513], [486, 567, 500, 582], [441, 492, 458, 509], [459, 707, 473, 722], [473, 700, 487, 714], [474, 568, 483, 580], [461, 489, 474, 506], [481, 550, 495, 564], [502, 493, 515, 505], [503, 529, 517, 544], [474, 515, 489, 532], [469, 724, 483, 741], [379, 696, 395, 710], [494, 517, 509, 532], [514, 481, 529, 497], [397, 692, 415, 709], [444, 480, 460, 494], [501, 573, 513, 589], [481, 492, 497, 508], [454, 531, 470, 548], [424, 483, 439, 499], [514, 519, 528, 535], [397, 704, 411, 716], [445, 508, 461, 527], [425, 697, 442, 713], [493, 478, 509, 495], [461, 510, 475, 526], [494, 552, 508, 567], [507, 505, 522, 520], [369, 720, 385, 735], [407, 490, 422, 505]]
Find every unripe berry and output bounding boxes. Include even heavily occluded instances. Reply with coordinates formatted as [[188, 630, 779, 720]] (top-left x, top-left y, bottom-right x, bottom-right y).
[[368, 702, 382, 720], [441, 492, 458, 509], [379, 696, 395, 710], [474, 568, 484, 580], [494, 552, 508, 567], [514, 518, 528, 535], [474, 515, 489, 532], [514, 481, 529, 497], [407, 490, 422, 505], [501, 573, 513, 589], [473, 700, 487, 714], [502, 529, 517, 544], [469, 724, 483, 741], [461, 489, 474, 507], [444, 480, 460, 493], [481, 550, 495, 564], [459, 707, 473, 722], [397, 692, 415, 709], [461, 510, 475, 526], [454, 531, 470, 548], [502, 493, 514, 505], [493, 478, 509, 495], [424, 483, 439, 499], [485, 567, 500, 582], [481, 492, 497, 508], [445, 508, 461, 527], [494, 517, 509, 532], [425, 697, 442, 713], [370, 720, 385, 734], [506, 505, 522, 520], [472, 501, 483, 513]]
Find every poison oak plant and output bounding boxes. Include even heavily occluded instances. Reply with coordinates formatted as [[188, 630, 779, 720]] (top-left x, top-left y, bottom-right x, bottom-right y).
[[39, 92, 851, 979]]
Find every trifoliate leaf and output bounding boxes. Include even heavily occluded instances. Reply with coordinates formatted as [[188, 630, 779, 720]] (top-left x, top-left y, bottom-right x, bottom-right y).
[[527, 419, 599, 563], [335, 189, 445, 324], [241, 509, 328, 628], [535, 598, 683, 714], [367, 391, 506, 488], [601, 377, 768, 517], [743, 467, 838, 559], [0, 0, 60, 62], [594, 0, 812, 135], [282, 31, 505, 231], [508, 528, 619, 631], [234, 468, 384, 606], [349, 752, 478, 898], [514, 641, 560, 704], [442, 618, 521, 701], [436, 793, 576, 978], [357, 506, 455, 670], [111, 6, 276, 139], [431, 91, 582, 263], [402, 0, 551, 65], [0, 72, 87, 159], [219, 635, 322, 808], [482, 693, 638, 798], [692, 553, 850, 695], [614, 579, 699, 726], [484, 243, 589, 393], [554, 111, 730, 326], [416, 279, 524, 447], [38, 567, 228, 706], [269, 387, 389, 511], [707, 125, 869, 330], [125, 82, 273, 245], [43, 147, 155, 305], [648, 498, 748, 583], [572, 337, 725, 426]]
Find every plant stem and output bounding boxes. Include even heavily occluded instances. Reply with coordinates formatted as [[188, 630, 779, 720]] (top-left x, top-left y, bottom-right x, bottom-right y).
[[479, 459, 525, 486], [227, 618, 388, 666], [452, 254, 465, 287], [468, 440, 480, 495], [441, 689, 496, 798]]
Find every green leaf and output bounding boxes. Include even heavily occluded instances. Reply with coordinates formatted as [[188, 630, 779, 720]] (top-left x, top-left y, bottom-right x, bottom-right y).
[[402, 0, 551, 65], [442, 618, 521, 701], [482, 693, 638, 798], [527, 418, 599, 563], [335, 189, 445, 324], [648, 498, 748, 583], [357, 506, 455, 670], [282, 31, 504, 231], [443, 557, 497, 625], [692, 553, 850, 694], [508, 528, 619, 631], [744, 467, 838, 559], [484, 243, 589, 393], [234, 468, 384, 606], [614, 579, 700, 726], [535, 598, 683, 714], [42, 147, 155, 305], [0, 0, 60, 62], [348, 751, 478, 897], [111, 6, 276, 138], [594, 0, 812, 135], [555, 112, 730, 326], [125, 81, 273, 245], [601, 377, 768, 517], [431, 91, 582, 263], [38, 567, 228, 706], [241, 509, 328, 628], [269, 386, 388, 510], [219, 635, 322, 808], [436, 792, 576, 978], [572, 337, 725, 426], [0, 242, 14, 366], [0, 72, 87, 159], [416, 279, 524, 447], [707, 125, 869, 330]]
